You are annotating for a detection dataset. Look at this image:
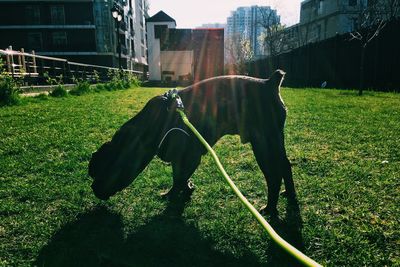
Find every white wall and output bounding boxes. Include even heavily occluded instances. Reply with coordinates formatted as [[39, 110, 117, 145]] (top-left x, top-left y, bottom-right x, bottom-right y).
[[147, 21, 176, 81], [160, 50, 193, 81]]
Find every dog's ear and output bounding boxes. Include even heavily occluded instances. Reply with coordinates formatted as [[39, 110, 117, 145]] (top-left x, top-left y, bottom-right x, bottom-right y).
[[89, 96, 170, 199]]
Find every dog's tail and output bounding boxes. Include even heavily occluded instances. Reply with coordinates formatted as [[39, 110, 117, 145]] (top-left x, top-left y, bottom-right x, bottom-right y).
[[269, 69, 286, 90], [265, 69, 287, 111]]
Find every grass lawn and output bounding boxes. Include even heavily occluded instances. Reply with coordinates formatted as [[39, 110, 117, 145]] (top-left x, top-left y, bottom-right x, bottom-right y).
[[0, 87, 399, 266]]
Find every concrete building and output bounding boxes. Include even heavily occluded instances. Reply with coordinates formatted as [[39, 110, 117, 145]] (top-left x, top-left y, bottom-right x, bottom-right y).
[[226, 6, 280, 58], [0, 0, 147, 71], [298, 0, 367, 43], [273, 0, 393, 55], [146, 11, 224, 83], [197, 23, 227, 29]]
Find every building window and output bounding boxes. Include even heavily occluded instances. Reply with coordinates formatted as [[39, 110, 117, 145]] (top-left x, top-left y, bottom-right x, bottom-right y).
[[154, 25, 167, 39], [349, 0, 357, 6], [317, 0, 324, 15], [26, 6, 41, 25], [130, 18, 134, 34], [141, 46, 145, 57], [50, 5, 65, 24], [28, 32, 43, 50], [130, 39, 135, 56], [350, 18, 359, 31], [52, 32, 67, 47]]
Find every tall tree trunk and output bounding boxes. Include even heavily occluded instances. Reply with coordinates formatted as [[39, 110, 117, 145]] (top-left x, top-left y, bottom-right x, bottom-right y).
[[358, 44, 366, 96]]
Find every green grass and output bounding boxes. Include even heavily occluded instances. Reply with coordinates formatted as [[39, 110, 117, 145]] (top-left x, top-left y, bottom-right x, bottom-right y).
[[0, 87, 399, 266]]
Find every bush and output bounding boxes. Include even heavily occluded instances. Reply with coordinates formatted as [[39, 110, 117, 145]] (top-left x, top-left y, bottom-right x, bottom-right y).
[[104, 82, 115, 91], [70, 80, 92, 96], [50, 84, 68, 97], [0, 73, 21, 107], [126, 74, 141, 88], [121, 72, 141, 89], [95, 84, 105, 92], [104, 70, 141, 91], [104, 80, 123, 91], [34, 93, 49, 100]]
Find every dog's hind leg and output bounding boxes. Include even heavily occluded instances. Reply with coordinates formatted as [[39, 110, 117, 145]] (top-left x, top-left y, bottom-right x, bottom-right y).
[[251, 136, 285, 216], [162, 152, 201, 198], [282, 155, 296, 200]]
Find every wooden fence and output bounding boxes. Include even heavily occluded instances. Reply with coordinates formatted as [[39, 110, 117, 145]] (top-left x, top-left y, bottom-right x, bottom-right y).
[[247, 19, 400, 92], [0, 46, 144, 85]]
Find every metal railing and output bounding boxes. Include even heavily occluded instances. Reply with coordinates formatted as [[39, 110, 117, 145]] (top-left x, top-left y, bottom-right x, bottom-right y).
[[0, 46, 145, 85]]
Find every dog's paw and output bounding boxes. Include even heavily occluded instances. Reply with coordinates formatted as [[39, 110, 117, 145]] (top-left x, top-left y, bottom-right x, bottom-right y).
[[259, 205, 279, 217], [160, 188, 178, 199], [280, 190, 297, 200], [160, 185, 194, 200]]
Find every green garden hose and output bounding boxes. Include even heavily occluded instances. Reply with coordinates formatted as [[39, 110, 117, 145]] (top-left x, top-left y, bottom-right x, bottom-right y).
[[175, 105, 323, 267]]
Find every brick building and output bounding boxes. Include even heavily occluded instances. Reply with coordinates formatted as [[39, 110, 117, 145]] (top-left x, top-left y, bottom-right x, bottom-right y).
[[0, 0, 148, 70]]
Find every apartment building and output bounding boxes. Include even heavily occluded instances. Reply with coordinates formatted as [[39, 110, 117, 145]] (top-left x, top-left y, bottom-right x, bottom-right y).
[[0, 0, 147, 70], [226, 6, 280, 58], [197, 23, 227, 29]]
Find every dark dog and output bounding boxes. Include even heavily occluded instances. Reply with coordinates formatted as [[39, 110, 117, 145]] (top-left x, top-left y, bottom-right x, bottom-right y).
[[89, 70, 296, 215]]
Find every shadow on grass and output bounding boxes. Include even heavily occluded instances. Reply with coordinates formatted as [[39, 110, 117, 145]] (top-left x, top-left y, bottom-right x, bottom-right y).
[[35, 194, 273, 267], [265, 199, 305, 267]]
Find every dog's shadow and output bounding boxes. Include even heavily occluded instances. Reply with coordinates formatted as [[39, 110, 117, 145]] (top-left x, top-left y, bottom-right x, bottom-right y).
[[35, 196, 304, 267], [266, 199, 305, 267]]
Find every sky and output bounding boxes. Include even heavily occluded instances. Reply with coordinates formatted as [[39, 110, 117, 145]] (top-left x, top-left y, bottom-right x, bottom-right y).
[[148, 0, 302, 28]]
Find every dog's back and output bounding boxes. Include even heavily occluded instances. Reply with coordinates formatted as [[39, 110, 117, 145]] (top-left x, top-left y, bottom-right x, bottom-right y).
[[178, 70, 287, 144]]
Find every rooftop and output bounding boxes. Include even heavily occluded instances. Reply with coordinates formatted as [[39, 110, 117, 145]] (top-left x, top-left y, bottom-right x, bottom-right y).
[[146, 11, 176, 23]]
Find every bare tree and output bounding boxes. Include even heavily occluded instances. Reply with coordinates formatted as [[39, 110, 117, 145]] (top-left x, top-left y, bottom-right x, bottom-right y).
[[350, 0, 388, 95], [257, 7, 285, 57], [225, 33, 254, 74], [259, 23, 286, 56], [379, 0, 400, 20]]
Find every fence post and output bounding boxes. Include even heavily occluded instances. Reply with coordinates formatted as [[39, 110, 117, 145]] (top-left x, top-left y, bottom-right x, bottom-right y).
[[6, 48, 11, 73], [62, 61, 67, 83], [31, 50, 37, 74], [51, 60, 56, 77], [21, 48, 26, 73], [8, 46, 15, 78], [66, 61, 72, 83], [17, 50, 22, 75]]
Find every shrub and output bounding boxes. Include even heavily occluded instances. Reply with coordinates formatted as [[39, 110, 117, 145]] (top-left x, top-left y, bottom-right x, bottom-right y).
[[95, 83, 105, 92], [114, 80, 125, 90], [0, 60, 21, 106], [120, 72, 141, 89], [105, 80, 123, 91], [34, 93, 49, 100], [126, 73, 141, 88], [104, 69, 141, 90], [50, 84, 68, 97], [70, 80, 92, 96], [0, 75, 21, 106], [104, 82, 114, 91], [92, 70, 100, 84]]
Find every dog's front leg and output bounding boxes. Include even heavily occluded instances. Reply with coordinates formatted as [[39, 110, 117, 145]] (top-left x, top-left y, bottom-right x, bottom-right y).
[[161, 152, 201, 199]]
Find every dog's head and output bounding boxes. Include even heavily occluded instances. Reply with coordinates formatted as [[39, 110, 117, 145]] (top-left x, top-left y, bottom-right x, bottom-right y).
[[89, 96, 176, 200]]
